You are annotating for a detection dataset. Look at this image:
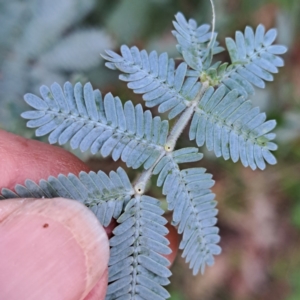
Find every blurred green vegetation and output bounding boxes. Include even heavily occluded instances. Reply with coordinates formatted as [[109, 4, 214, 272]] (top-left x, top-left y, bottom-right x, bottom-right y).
[[1, 0, 300, 299]]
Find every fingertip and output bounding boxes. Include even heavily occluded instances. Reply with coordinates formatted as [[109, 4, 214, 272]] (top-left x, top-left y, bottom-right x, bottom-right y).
[[0, 129, 90, 190], [0, 198, 109, 300]]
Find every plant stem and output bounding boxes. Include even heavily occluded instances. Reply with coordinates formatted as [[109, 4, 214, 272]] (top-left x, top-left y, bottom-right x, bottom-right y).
[[165, 81, 209, 152], [134, 151, 165, 195], [208, 0, 216, 48], [133, 81, 209, 195]]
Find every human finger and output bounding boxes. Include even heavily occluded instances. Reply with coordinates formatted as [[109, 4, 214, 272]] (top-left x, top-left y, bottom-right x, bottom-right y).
[[0, 129, 90, 190], [0, 197, 109, 300]]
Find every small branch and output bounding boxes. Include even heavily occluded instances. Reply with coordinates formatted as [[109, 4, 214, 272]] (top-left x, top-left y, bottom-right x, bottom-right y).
[[133, 151, 166, 195], [133, 81, 209, 196], [165, 81, 209, 151], [208, 0, 216, 48]]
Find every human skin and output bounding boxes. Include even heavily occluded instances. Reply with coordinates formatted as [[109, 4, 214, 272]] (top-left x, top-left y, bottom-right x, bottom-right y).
[[0, 129, 109, 300], [0, 130, 179, 300]]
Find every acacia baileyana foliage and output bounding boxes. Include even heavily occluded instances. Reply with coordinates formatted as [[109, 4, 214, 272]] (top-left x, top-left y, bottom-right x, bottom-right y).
[[1, 12, 286, 300]]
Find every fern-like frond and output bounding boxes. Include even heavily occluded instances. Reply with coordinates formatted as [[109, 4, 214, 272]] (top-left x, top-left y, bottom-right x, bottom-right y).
[[172, 12, 224, 73], [152, 148, 220, 275], [21, 82, 169, 169], [106, 195, 171, 300], [102, 46, 202, 119], [222, 25, 287, 97], [189, 85, 277, 170], [0, 168, 134, 227]]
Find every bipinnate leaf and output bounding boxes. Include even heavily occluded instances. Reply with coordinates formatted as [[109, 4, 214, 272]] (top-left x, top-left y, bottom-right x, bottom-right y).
[[106, 195, 171, 300], [102, 46, 201, 119], [172, 12, 224, 73], [153, 152, 221, 275], [21, 82, 169, 170], [0, 167, 134, 226], [189, 86, 277, 170], [222, 25, 287, 97]]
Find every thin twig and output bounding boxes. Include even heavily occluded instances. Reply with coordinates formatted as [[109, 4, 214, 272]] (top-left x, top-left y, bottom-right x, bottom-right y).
[[208, 0, 216, 48]]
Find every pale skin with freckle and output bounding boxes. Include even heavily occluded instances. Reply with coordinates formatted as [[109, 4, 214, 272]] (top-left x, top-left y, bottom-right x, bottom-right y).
[[0, 130, 109, 300]]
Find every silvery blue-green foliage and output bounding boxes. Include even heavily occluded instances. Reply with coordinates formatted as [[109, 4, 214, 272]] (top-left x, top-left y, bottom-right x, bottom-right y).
[[153, 148, 220, 275], [103, 45, 201, 120], [1, 11, 286, 300], [0, 168, 133, 227], [106, 195, 172, 299], [21, 82, 169, 170], [189, 85, 278, 170], [172, 12, 225, 73], [0, 0, 113, 135], [223, 25, 286, 96], [105, 12, 286, 170]]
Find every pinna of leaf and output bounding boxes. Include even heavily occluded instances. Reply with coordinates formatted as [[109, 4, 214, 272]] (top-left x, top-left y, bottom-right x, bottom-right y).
[[0, 11, 286, 300]]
